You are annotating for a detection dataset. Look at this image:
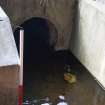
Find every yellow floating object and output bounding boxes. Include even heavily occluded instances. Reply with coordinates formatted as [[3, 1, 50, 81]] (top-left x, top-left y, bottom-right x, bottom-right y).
[[64, 73, 76, 83]]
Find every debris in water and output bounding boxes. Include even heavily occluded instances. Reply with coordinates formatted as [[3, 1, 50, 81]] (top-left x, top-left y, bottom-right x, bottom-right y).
[[64, 65, 76, 83], [64, 64, 71, 72], [41, 102, 52, 105], [23, 100, 31, 105], [64, 73, 76, 83], [23, 97, 51, 105], [59, 95, 65, 100], [57, 95, 68, 105]]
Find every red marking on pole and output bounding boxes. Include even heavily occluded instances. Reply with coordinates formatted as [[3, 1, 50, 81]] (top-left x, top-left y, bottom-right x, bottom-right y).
[[18, 29, 24, 105], [18, 85, 23, 105]]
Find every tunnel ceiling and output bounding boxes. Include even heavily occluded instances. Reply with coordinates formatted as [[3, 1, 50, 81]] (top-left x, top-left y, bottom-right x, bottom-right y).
[[0, 0, 76, 50]]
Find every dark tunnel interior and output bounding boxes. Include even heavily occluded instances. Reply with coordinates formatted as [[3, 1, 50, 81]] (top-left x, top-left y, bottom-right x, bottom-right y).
[[14, 17, 57, 64], [14, 17, 73, 66]]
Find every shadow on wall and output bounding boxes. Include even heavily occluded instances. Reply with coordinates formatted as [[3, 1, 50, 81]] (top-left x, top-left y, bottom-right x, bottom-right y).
[[14, 17, 58, 64]]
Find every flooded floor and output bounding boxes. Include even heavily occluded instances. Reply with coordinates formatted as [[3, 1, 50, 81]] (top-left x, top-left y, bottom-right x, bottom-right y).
[[14, 18, 105, 105], [24, 51, 105, 105]]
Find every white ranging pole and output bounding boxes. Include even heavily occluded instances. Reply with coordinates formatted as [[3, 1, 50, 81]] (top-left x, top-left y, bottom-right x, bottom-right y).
[[19, 29, 24, 105], [19, 29, 24, 86]]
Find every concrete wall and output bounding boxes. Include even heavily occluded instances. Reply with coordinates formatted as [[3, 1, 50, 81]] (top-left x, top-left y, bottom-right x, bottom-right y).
[[97, 0, 105, 4], [0, 65, 19, 105], [0, 7, 19, 66], [0, 0, 76, 50], [0, 7, 19, 104], [70, 0, 105, 88]]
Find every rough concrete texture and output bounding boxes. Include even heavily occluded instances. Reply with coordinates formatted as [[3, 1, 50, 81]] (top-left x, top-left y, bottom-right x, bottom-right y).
[[0, 6, 19, 66], [97, 0, 105, 4], [70, 0, 105, 88], [0, 0, 76, 50], [0, 65, 19, 105]]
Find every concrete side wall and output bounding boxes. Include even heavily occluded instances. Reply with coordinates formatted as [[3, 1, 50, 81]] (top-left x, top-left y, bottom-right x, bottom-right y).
[[0, 65, 19, 105], [0, 0, 76, 50], [0, 7, 19, 104], [70, 0, 105, 88], [0, 7, 19, 66]]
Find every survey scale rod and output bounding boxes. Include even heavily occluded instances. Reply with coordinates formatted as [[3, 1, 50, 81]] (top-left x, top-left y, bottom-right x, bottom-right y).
[[18, 29, 24, 105]]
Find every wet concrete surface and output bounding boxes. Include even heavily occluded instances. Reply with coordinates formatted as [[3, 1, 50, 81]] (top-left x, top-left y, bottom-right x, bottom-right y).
[[24, 51, 105, 105], [0, 87, 17, 105], [0, 65, 19, 105]]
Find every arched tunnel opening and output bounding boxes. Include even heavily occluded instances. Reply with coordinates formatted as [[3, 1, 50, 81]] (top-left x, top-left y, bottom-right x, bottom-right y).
[[14, 17, 58, 63], [14, 17, 105, 105]]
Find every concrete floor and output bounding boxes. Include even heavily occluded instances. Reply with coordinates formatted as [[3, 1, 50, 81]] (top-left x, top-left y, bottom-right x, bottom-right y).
[[24, 51, 105, 105]]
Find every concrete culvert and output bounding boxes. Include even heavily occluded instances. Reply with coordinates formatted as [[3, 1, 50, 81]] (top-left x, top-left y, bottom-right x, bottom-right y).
[[1, 1, 105, 105]]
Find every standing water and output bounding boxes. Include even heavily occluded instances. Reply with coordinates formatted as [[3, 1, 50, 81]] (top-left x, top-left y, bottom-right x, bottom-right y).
[[23, 51, 105, 105]]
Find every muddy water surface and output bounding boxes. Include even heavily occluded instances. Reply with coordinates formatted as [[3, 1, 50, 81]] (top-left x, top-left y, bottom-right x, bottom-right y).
[[24, 51, 105, 105]]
